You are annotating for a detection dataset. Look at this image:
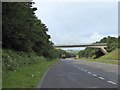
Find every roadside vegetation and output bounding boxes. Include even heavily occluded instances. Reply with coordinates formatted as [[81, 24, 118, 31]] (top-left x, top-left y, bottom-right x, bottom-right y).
[[2, 49, 59, 88], [78, 36, 119, 59], [88, 48, 119, 64], [77, 36, 119, 64], [2, 2, 57, 58], [98, 48, 119, 60], [2, 2, 71, 88]]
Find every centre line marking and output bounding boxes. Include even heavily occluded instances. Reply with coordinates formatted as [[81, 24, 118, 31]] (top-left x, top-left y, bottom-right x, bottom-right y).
[[98, 77, 105, 80], [81, 69, 84, 70], [65, 62, 117, 86], [88, 72, 92, 74], [92, 74, 97, 77], [74, 66, 77, 68], [107, 81, 117, 85]]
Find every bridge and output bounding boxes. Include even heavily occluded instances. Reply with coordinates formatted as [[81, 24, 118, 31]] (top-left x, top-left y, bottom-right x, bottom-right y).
[[54, 43, 108, 55]]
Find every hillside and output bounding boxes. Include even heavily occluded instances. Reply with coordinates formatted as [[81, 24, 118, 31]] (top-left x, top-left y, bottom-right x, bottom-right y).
[[78, 36, 119, 59], [99, 48, 119, 60], [66, 50, 79, 55], [89, 48, 119, 64]]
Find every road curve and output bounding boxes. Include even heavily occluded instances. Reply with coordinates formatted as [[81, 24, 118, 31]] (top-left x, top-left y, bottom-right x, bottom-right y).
[[37, 59, 118, 88]]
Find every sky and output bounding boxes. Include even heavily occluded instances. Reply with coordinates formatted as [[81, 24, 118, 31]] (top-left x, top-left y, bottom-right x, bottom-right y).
[[32, 0, 118, 50]]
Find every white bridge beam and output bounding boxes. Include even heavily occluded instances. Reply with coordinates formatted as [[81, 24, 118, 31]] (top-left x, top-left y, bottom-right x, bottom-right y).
[[55, 43, 108, 55]]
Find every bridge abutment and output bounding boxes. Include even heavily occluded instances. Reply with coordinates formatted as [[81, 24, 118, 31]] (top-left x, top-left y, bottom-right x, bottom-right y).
[[87, 46, 108, 55]]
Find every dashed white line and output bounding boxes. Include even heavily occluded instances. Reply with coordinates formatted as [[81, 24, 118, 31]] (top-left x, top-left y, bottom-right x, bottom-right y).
[[74, 66, 77, 68], [107, 81, 117, 85], [64, 63, 117, 86], [88, 72, 92, 74], [98, 77, 105, 80], [92, 74, 97, 77], [81, 69, 84, 70]]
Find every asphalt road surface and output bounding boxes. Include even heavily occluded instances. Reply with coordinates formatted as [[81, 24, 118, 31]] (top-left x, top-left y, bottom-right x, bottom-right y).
[[37, 59, 118, 88]]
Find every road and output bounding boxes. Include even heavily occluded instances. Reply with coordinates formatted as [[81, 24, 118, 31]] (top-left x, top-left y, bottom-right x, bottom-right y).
[[37, 59, 118, 88]]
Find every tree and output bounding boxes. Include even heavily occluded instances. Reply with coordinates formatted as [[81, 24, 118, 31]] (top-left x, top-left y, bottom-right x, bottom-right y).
[[2, 2, 57, 58]]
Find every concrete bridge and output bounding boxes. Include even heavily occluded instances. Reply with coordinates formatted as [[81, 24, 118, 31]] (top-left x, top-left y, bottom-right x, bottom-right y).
[[55, 43, 108, 55]]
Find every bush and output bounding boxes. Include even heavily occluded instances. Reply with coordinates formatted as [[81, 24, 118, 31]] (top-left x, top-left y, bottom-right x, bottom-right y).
[[2, 49, 45, 78]]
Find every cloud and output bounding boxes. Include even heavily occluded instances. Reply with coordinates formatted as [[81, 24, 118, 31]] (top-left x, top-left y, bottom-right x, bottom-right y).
[[89, 32, 104, 43], [33, 2, 118, 48]]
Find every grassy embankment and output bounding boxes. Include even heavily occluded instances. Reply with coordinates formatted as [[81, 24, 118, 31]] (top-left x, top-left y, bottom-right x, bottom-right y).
[[93, 48, 119, 64], [79, 48, 119, 64], [2, 49, 59, 88]]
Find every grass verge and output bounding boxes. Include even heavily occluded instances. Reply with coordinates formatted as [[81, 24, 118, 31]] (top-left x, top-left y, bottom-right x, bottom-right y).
[[77, 48, 119, 65], [92, 48, 119, 64], [88, 59, 118, 64], [3, 59, 59, 88]]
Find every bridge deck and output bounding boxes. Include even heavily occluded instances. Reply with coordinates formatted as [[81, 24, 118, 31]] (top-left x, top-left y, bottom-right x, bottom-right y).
[[55, 43, 107, 48]]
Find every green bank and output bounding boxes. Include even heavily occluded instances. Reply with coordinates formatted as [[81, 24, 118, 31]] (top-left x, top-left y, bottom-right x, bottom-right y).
[[2, 49, 59, 88], [86, 48, 119, 64]]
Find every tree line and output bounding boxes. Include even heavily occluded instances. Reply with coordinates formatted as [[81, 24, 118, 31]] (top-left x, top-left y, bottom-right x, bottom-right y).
[[2, 2, 70, 59]]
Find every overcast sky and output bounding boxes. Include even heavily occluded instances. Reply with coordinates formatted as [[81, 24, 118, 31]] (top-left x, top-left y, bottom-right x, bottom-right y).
[[32, 0, 118, 50]]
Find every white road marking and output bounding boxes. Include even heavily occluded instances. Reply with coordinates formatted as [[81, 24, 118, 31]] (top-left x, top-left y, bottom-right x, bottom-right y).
[[74, 66, 77, 68], [92, 74, 97, 77], [63, 62, 117, 86], [81, 69, 84, 70], [84, 70, 87, 72], [107, 81, 117, 85], [88, 72, 92, 74], [98, 77, 105, 80]]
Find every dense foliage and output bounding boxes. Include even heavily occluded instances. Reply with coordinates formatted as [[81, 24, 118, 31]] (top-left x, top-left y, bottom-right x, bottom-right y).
[[2, 2, 57, 58], [2, 49, 59, 88], [78, 36, 119, 59], [2, 2, 72, 75], [2, 49, 43, 78]]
